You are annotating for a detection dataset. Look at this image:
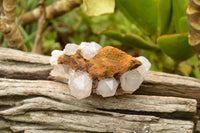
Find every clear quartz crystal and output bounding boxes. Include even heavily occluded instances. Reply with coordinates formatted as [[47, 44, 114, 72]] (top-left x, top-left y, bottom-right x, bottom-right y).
[[69, 71, 92, 99], [64, 43, 79, 55], [50, 64, 71, 83], [79, 42, 102, 60], [120, 69, 143, 93], [120, 56, 151, 93], [49, 50, 63, 66], [135, 56, 151, 78], [97, 78, 119, 97]]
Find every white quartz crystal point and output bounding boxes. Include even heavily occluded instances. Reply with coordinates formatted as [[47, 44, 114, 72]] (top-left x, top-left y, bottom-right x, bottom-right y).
[[135, 56, 151, 78], [50, 64, 71, 83], [64, 43, 79, 55], [69, 71, 92, 99], [79, 42, 102, 60], [120, 70, 143, 93], [96, 78, 119, 97], [49, 50, 63, 66]]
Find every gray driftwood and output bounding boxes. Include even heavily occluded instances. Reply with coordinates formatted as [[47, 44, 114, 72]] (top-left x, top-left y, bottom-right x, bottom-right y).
[[0, 47, 199, 132], [196, 120, 200, 132], [0, 48, 51, 80], [0, 47, 200, 106], [0, 78, 196, 133]]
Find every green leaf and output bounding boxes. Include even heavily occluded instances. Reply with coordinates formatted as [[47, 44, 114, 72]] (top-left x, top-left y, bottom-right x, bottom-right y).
[[171, 0, 189, 33], [83, 0, 115, 16], [177, 16, 188, 33], [157, 0, 172, 35], [115, 0, 158, 35], [157, 33, 194, 61], [100, 30, 160, 51]]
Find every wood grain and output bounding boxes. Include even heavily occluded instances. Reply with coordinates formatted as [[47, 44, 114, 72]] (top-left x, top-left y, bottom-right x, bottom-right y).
[[0, 47, 199, 132], [0, 78, 196, 133], [196, 120, 200, 132], [1, 47, 200, 106]]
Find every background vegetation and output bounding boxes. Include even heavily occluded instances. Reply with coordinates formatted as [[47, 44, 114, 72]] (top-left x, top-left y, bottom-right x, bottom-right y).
[[1, 0, 200, 79]]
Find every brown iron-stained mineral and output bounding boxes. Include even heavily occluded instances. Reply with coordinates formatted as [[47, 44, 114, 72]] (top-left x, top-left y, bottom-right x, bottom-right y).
[[88, 46, 142, 80], [57, 46, 142, 85], [58, 49, 88, 72]]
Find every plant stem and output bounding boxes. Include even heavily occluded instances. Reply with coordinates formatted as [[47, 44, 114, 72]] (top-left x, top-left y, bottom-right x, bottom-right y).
[[187, 0, 200, 70], [20, 0, 83, 26], [0, 0, 27, 51], [32, 0, 46, 54]]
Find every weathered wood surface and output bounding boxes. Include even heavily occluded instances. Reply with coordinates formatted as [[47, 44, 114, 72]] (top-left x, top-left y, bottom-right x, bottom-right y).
[[197, 120, 200, 132], [138, 71, 200, 108], [0, 48, 51, 80], [1, 47, 200, 107], [0, 47, 200, 132], [0, 78, 196, 132], [0, 78, 197, 117]]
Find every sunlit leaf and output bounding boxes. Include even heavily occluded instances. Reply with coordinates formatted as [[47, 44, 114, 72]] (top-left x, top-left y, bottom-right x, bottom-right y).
[[157, 33, 194, 61], [100, 30, 160, 51], [115, 0, 158, 35], [83, 0, 115, 16], [177, 62, 193, 76]]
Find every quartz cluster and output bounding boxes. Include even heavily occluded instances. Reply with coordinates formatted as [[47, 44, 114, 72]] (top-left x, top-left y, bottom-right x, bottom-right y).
[[49, 42, 151, 99]]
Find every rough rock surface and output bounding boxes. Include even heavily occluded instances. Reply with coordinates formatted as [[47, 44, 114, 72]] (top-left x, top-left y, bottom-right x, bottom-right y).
[[88, 46, 142, 80], [58, 49, 88, 72]]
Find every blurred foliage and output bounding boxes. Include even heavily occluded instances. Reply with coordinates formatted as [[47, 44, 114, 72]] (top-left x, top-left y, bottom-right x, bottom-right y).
[[42, 30, 62, 55], [83, 0, 115, 16], [4, 0, 199, 79]]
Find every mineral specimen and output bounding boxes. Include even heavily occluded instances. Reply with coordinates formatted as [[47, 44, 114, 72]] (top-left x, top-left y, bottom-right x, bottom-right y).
[[58, 49, 88, 72], [64, 43, 79, 55], [88, 46, 142, 81], [120, 56, 151, 93], [69, 70, 92, 99], [79, 42, 102, 60], [135, 56, 151, 78], [120, 70, 143, 93], [49, 50, 63, 66], [49, 42, 151, 99], [96, 78, 119, 97], [50, 64, 71, 83]]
